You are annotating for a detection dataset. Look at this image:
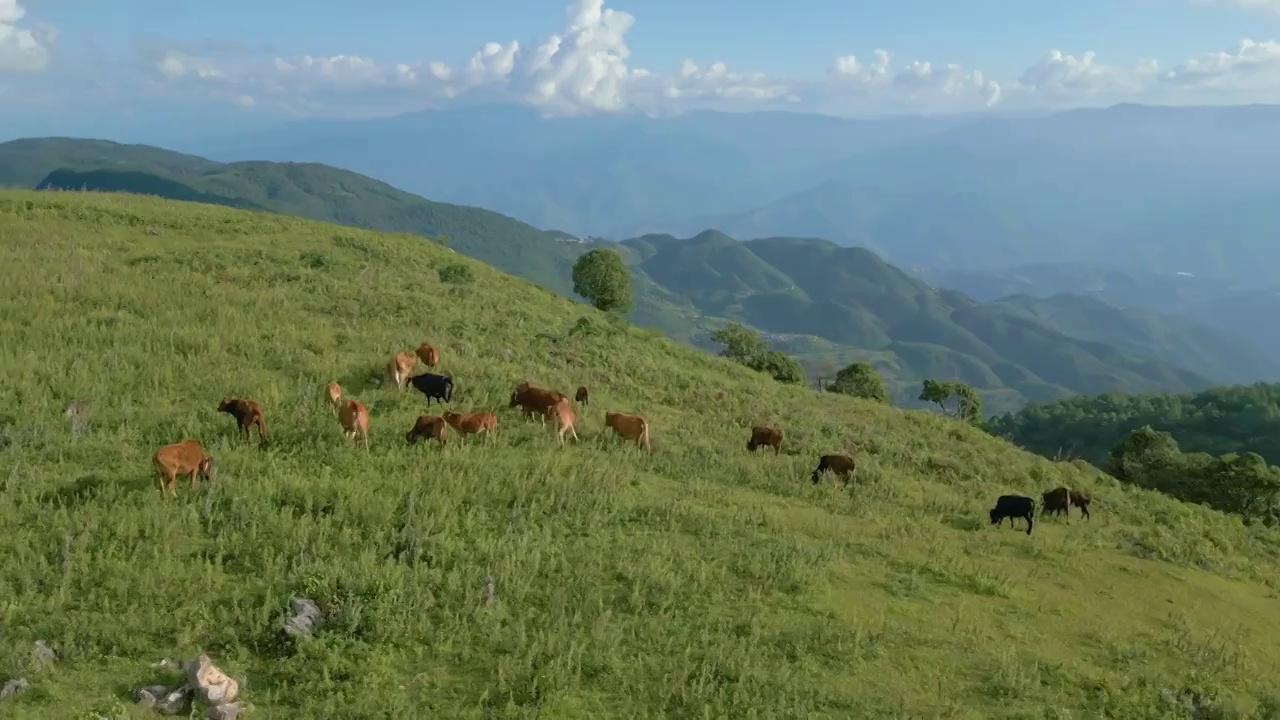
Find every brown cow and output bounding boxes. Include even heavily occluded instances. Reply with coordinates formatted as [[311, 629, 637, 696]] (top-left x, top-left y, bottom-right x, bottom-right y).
[[510, 385, 567, 423], [811, 453, 856, 485], [388, 352, 417, 388], [443, 410, 498, 444], [551, 396, 579, 447], [153, 439, 215, 498], [747, 425, 784, 455], [1069, 489, 1093, 520], [1042, 486, 1070, 518], [415, 343, 440, 368], [325, 382, 343, 413], [575, 385, 590, 407], [605, 411, 651, 451], [406, 414, 448, 448], [217, 397, 266, 441], [338, 399, 370, 449]]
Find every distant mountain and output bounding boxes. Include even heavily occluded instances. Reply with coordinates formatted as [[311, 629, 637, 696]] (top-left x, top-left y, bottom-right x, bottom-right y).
[[6, 136, 1274, 415], [174, 102, 1280, 290]]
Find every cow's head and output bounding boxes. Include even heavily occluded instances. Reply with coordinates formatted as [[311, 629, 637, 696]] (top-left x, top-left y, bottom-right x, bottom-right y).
[[200, 455, 216, 482], [988, 508, 1000, 525]]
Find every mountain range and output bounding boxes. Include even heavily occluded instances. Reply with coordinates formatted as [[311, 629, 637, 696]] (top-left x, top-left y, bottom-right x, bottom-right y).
[[3, 136, 1277, 414]]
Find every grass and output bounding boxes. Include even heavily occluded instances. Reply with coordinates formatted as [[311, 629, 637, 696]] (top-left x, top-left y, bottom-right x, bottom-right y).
[[3, 189, 1280, 718]]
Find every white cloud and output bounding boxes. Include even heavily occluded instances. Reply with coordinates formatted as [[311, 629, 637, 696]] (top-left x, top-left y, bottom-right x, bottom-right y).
[[0, 0, 54, 72], [99, 0, 1280, 117]]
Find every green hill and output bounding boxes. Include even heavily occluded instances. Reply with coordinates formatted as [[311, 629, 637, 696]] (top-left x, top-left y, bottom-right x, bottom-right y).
[[5, 137, 1273, 416], [4, 190, 1280, 717]]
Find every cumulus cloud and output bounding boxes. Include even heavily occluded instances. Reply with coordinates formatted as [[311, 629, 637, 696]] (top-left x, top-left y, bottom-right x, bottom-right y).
[[0, 0, 55, 72], [128, 0, 1280, 117]]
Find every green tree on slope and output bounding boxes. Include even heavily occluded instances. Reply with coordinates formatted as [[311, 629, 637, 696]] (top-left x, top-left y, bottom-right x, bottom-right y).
[[920, 379, 983, 425], [828, 362, 888, 403], [709, 322, 805, 385], [572, 248, 632, 313]]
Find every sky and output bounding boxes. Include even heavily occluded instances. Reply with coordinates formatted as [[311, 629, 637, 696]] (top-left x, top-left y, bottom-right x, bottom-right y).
[[2, 0, 1280, 137]]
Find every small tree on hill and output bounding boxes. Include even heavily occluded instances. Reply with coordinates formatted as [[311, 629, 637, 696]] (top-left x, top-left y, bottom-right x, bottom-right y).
[[709, 322, 805, 385], [572, 248, 632, 313], [828, 362, 888, 403], [919, 379, 983, 425]]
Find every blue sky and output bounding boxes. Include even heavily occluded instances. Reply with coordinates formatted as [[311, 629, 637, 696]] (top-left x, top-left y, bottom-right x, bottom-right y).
[[2, 0, 1279, 138]]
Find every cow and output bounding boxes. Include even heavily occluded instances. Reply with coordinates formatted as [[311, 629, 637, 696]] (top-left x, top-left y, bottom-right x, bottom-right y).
[[1069, 489, 1093, 520], [405, 414, 448, 448], [388, 351, 417, 388], [338, 399, 370, 450], [509, 385, 567, 423], [408, 373, 454, 405], [1042, 486, 1070, 518], [747, 425, 784, 456], [415, 343, 440, 368], [810, 453, 856, 485], [325, 382, 343, 413], [604, 411, 651, 451], [217, 397, 266, 441], [551, 396, 580, 447], [990, 495, 1036, 535], [153, 439, 215, 498], [443, 410, 498, 444], [575, 385, 590, 407]]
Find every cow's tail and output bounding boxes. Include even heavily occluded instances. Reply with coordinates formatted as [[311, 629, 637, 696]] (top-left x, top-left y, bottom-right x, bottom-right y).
[[641, 421, 651, 451]]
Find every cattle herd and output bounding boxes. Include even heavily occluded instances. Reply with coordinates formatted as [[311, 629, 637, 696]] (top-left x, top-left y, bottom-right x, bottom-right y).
[[150, 342, 1095, 533]]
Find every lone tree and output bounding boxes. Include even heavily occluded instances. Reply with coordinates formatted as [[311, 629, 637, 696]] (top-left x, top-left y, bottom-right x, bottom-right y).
[[919, 379, 983, 425], [709, 322, 805, 385], [572, 248, 632, 313], [828, 362, 888, 403]]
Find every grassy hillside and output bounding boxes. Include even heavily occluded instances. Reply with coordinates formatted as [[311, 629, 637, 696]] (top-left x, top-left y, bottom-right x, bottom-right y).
[[4, 190, 1280, 717], [6, 137, 1275, 416]]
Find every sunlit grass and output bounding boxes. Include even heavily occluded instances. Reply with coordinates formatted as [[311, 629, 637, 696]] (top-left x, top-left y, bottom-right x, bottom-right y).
[[2, 189, 1280, 718]]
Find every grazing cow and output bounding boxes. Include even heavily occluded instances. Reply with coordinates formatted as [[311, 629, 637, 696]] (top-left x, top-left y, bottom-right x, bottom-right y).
[[408, 373, 454, 405], [747, 425, 784, 456], [325, 382, 342, 413], [1069, 489, 1092, 520], [551, 396, 579, 447], [338, 399, 370, 450], [153, 439, 215, 498], [575, 385, 590, 407], [509, 385, 566, 423], [1042, 486, 1071, 518], [443, 410, 498, 444], [810, 453, 857, 485], [990, 495, 1036, 535], [405, 414, 448, 448], [388, 352, 417, 388], [217, 397, 267, 441], [415, 343, 440, 368], [604, 411, 651, 450]]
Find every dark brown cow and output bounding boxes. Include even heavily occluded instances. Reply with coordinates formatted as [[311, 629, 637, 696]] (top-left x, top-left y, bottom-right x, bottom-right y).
[[443, 410, 497, 444], [406, 414, 448, 448], [217, 397, 266, 440], [510, 385, 567, 423], [338, 399, 370, 449], [415, 343, 440, 368], [575, 385, 590, 407], [747, 425, 784, 455], [1042, 486, 1070, 518], [811, 453, 856, 485], [153, 439, 215, 497], [388, 352, 417, 388], [551, 396, 580, 447], [605, 411, 651, 450], [1069, 489, 1092, 520]]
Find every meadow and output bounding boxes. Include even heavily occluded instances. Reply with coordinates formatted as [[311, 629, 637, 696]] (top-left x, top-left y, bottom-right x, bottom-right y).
[[2, 189, 1280, 718]]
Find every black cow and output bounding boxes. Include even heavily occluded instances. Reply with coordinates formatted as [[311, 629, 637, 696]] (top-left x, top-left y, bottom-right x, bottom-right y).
[[408, 373, 453, 405], [989, 494, 1035, 535]]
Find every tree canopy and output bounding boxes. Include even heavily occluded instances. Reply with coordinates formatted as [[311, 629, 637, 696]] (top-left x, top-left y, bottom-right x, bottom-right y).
[[572, 248, 633, 314]]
